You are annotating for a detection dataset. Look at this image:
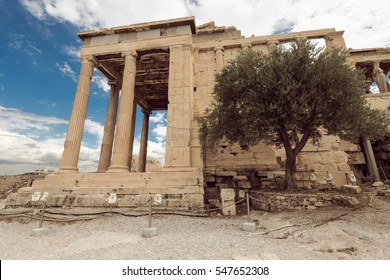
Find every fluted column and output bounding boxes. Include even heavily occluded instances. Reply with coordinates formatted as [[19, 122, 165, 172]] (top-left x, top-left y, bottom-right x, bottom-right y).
[[214, 46, 224, 72], [138, 109, 150, 172], [127, 101, 137, 171], [59, 56, 96, 173], [97, 81, 120, 173], [108, 51, 138, 172]]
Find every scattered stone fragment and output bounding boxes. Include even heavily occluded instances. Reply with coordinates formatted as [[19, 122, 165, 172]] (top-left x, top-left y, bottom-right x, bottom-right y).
[[377, 190, 385, 196], [341, 185, 361, 194], [372, 181, 384, 188]]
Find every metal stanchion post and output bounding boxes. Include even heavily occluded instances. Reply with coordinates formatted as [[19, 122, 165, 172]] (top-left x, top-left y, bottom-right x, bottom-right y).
[[246, 191, 250, 220], [38, 200, 46, 228], [31, 192, 50, 236], [149, 196, 152, 228], [242, 190, 256, 232], [142, 194, 157, 238]]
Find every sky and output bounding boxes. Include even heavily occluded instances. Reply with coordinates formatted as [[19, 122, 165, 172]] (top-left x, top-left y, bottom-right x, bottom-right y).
[[0, 0, 389, 175]]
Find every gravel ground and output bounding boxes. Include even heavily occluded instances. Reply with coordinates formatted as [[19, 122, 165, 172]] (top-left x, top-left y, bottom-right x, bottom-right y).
[[1, 197, 390, 260]]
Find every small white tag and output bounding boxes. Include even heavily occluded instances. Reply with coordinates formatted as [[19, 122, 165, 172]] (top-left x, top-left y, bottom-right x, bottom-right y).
[[40, 192, 50, 202], [108, 193, 117, 204], [153, 194, 162, 205], [31, 192, 41, 202]]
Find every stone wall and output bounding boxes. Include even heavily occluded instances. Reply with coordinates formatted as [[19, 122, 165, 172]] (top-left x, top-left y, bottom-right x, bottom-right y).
[[250, 191, 360, 212]]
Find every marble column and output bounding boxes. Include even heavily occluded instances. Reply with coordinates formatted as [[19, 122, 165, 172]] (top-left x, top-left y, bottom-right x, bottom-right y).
[[127, 101, 137, 171], [97, 81, 120, 173], [108, 51, 138, 172], [363, 137, 381, 182], [214, 46, 224, 72], [59, 56, 96, 173], [138, 109, 150, 172]]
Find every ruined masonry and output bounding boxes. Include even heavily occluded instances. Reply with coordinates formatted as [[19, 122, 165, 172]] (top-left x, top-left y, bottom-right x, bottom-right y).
[[8, 17, 390, 210]]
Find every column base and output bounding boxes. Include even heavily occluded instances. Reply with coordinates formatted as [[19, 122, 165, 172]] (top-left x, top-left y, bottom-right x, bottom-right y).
[[96, 169, 107, 173], [57, 167, 79, 174], [107, 166, 130, 173]]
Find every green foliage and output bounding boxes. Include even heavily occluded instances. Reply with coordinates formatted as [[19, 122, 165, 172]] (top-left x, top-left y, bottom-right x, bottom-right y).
[[200, 40, 389, 150], [198, 40, 390, 189]]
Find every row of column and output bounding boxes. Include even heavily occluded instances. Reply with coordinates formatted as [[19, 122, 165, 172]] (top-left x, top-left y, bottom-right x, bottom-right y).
[[59, 52, 150, 174]]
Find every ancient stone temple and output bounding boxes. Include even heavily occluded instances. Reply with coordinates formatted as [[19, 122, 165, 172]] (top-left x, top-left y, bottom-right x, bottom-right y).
[[8, 17, 390, 210]]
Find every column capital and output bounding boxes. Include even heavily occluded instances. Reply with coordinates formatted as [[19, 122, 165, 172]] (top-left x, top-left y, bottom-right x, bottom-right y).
[[267, 40, 279, 48], [122, 50, 138, 59], [108, 80, 119, 87], [241, 43, 252, 51], [169, 44, 192, 52], [214, 46, 225, 53], [80, 55, 98, 67], [141, 108, 151, 114]]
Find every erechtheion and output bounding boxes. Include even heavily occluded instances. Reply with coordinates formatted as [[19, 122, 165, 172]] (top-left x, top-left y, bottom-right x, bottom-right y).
[[8, 17, 390, 211]]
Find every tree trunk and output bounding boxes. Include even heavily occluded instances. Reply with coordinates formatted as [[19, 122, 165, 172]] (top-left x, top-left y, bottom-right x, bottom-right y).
[[283, 150, 297, 190]]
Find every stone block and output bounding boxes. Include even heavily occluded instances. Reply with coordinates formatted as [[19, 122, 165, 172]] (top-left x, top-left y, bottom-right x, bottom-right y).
[[142, 227, 157, 238], [341, 185, 361, 194], [220, 188, 235, 201], [377, 190, 385, 196], [314, 201, 324, 207], [237, 180, 251, 189], [337, 163, 352, 171], [234, 175, 248, 181], [339, 140, 361, 152], [335, 195, 360, 206], [382, 144, 390, 152], [243, 222, 256, 232], [220, 188, 236, 215], [204, 176, 215, 182], [216, 183, 228, 189], [215, 170, 237, 177], [307, 206, 317, 210], [372, 181, 384, 188], [348, 152, 366, 165], [384, 190, 390, 197]]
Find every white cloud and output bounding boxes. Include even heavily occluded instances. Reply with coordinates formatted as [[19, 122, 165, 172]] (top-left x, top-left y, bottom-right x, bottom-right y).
[[0, 105, 67, 131], [152, 124, 167, 143], [147, 140, 165, 164], [0, 106, 104, 175], [21, 0, 390, 48], [92, 75, 110, 93], [84, 119, 104, 143], [8, 33, 42, 64], [20, 0, 189, 29], [20, 0, 45, 20], [62, 45, 81, 60], [149, 111, 166, 124], [55, 62, 77, 82], [130, 137, 166, 165]]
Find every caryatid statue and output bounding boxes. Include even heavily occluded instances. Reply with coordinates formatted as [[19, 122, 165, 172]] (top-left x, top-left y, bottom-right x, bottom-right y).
[[372, 61, 390, 93]]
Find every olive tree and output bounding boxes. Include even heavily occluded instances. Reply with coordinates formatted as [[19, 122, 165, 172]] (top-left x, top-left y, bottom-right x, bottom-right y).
[[199, 40, 390, 189]]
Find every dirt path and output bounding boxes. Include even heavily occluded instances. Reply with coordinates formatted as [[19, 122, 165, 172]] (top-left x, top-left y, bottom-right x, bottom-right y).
[[1, 196, 389, 260]]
